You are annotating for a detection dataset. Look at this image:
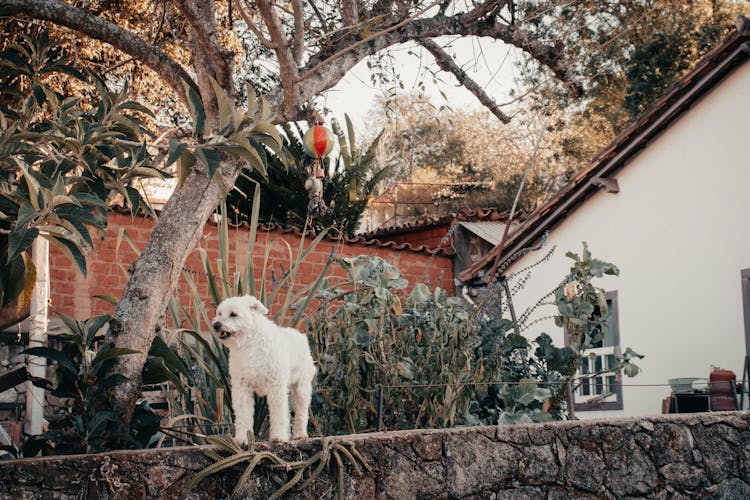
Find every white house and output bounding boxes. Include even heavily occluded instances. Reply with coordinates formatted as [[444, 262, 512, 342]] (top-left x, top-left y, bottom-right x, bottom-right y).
[[459, 16, 750, 419]]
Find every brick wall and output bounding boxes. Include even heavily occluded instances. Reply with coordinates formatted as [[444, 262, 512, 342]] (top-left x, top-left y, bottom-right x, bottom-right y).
[[48, 213, 455, 321]]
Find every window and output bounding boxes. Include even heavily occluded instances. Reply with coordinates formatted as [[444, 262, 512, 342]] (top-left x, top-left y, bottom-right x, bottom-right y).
[[742, 269, 750, 363], [566, 290, 623, 412]]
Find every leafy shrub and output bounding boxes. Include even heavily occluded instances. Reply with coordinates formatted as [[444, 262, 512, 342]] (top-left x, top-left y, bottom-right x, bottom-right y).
[[0, 32, 163, 310], [310, 256, 478, 434], [20, 314, 147, 455]]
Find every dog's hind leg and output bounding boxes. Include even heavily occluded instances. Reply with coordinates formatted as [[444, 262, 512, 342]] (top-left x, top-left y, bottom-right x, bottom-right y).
[[233, 388, 254, 446], [291, 381, 312, 439], [267, 383, 291, 442]]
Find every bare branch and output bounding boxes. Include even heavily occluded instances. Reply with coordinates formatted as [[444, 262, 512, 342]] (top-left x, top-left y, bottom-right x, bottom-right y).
[[419, 38, 510, 123], [341, 0, 358, 27], [291, 0, 305, 63], [306, 0, 328, 34], [1, 0, 198, 107], [235, 0, 276, 49], [297, 0, 444, 84], [255, 0, 300, 118], [464, 0, 509, 24], [174, 0, 233, 88], [293, 7, 583, 120]]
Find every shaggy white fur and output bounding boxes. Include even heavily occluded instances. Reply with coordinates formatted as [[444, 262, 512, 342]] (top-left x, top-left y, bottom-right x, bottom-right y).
[[212, 295, 316, 443]]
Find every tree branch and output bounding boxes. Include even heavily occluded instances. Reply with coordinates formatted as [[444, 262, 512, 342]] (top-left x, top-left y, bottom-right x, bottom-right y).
[[1, 0, 198, 107], [296, 0, 443, 83], [419, 38, 510, 123], [341, 0, 358, 27], [174, 0, 233, 88], [292, 7, 582, 121], [255, 0, 300, 118], [291, 0, 305, 63], [235, 0, 276, 48], [464, 0, 509, 24]]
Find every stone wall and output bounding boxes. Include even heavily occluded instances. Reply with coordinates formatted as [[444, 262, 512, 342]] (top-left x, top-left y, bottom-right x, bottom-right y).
[[1, 412, 749, 499]]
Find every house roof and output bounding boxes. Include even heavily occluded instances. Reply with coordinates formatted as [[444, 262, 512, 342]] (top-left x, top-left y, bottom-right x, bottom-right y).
[[458, 221, 520, 246], [458, 16, 750, 284], [250, 222, 454, 256], [358, 207, 521, 240]]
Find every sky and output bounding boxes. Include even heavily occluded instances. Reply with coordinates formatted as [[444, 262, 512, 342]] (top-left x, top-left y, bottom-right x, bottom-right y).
[[316, 37, 524, 133]]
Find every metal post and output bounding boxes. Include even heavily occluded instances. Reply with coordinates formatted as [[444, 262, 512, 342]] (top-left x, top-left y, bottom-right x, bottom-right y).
[[566, 379, 576, 420], [376, 384, 383, 432]]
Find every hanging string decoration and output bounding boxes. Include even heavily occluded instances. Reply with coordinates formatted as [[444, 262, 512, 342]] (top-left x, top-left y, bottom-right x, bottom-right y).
[[303, 122, 335, 219]]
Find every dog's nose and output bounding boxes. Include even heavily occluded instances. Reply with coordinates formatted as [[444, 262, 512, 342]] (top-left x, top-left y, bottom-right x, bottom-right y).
[[212, 321, 222, 331]]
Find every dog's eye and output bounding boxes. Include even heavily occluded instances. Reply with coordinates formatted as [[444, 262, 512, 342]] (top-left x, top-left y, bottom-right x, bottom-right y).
[[229, 312, 237, 317]]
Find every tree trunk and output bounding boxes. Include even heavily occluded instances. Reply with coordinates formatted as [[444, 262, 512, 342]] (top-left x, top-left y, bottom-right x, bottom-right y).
[[105, 159, 240, 421]]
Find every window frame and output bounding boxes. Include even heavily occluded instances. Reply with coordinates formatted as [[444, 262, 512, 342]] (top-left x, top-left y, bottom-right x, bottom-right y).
[[565, 290, 624, 412]]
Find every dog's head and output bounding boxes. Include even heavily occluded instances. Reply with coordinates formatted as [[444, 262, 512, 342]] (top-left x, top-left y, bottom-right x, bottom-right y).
[[212, 295, 269, 345]]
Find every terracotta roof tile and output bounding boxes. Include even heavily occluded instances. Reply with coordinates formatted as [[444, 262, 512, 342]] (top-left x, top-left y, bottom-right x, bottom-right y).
[[224, 220, 455, 256], [358, 208, 521, 240]]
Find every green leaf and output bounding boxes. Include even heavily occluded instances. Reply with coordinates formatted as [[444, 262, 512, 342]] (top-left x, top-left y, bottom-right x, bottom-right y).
[[166, 138, 188, 168], [7, 226, 38, 263], [251, 122, 282, 152], [223, 137, 267, 176], [149, 334, 192, 380], [184, 83, 205, 137], [85, 315, 111, 347], [119, 100, 156, 118], [93, 294, 118, 306], [49, 236, 87, 276], [15, 202, 37, 229], [59, 216, 93, 247], [177, 150, 197, 187], [209, 76, 234, 133], [125, 186, 142, 217], [90, 347, 139, 368], [22, 347, 77, 374], [196, 147, 222, 180], [0, 255, 26, 306]]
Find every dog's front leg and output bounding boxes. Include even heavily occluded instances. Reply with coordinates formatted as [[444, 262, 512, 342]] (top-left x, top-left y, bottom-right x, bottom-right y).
[[267, 383, 291, 442], [233, 386, 255, 446]]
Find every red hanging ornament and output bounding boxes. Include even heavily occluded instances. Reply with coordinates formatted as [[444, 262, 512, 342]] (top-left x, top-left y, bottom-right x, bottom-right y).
[[303, 124, 334, 159]]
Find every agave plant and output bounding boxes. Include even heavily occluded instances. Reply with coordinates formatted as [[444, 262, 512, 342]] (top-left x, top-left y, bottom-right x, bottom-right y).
[[158, 189, 331, 442]]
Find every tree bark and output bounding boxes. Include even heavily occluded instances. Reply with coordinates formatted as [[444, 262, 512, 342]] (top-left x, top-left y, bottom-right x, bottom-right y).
[[105, 160, 242, 419]]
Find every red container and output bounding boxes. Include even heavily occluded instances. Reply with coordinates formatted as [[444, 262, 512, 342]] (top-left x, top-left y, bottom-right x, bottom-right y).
[[709, 369, 737, 411]]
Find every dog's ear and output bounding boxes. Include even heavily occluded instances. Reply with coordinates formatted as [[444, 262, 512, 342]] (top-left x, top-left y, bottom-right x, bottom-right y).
[[245, 295, 269, 316]]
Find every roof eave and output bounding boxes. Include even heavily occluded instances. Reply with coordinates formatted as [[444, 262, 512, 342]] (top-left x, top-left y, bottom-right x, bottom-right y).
[[458, 18, 750, 284]]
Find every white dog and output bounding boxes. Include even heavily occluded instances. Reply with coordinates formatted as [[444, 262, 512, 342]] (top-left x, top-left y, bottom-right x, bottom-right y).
[[212, 295, 316, 443]]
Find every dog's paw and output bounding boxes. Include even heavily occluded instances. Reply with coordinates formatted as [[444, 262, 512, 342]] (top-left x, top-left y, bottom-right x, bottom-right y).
[[292, 432, 309, 440], [269, 433, 290, 443], [233, 433, 249, 447]]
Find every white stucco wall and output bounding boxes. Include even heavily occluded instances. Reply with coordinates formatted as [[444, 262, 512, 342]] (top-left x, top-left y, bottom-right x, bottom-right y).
[[504, 61, 750, 419]]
